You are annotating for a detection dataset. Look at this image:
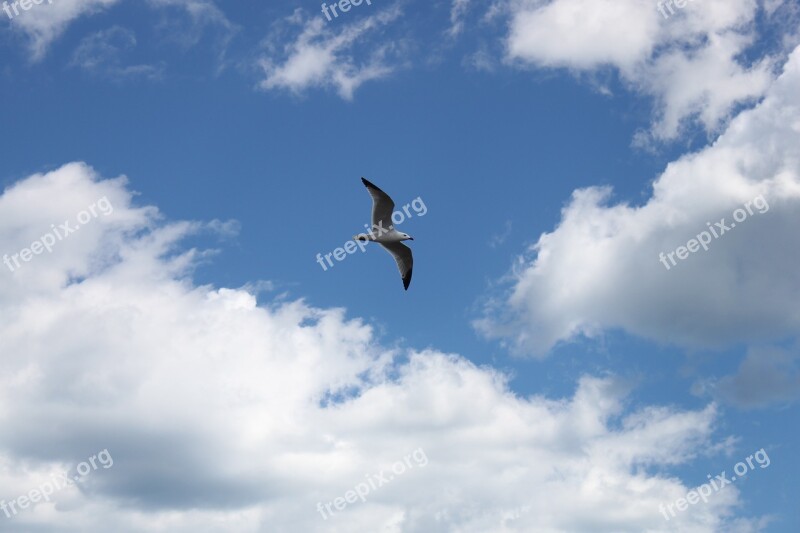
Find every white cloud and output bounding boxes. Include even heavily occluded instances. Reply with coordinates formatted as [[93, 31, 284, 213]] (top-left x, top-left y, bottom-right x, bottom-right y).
[[0, 163, 768, 531], [507, 0, 660, 70], [6, 0, 120, 61], [476, 44, 800, 356], [257, 7, 404, 100], [633, 30, 774, 142], [503, 0, 791, 141]]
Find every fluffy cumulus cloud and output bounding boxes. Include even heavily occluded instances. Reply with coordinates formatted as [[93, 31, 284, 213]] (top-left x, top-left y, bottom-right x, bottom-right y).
[[503, 0, 794, 141], [0, 163, 767, 531], [476, 44, 800, 356], [257, 6, 405, 100]]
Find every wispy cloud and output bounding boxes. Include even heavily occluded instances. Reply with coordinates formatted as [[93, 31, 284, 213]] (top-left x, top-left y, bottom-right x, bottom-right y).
[[489, 219, 512, 248], [447, 0, 471, 37], [146, 0, 239, 69], [4, 0, 236, 64], [7, 0, 120, 61], [257, 6, 405, 100], [69, 26, 164, 81]]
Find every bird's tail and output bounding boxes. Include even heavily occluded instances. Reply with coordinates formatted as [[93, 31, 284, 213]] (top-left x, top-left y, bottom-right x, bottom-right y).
[[353, 234, 371, 242]]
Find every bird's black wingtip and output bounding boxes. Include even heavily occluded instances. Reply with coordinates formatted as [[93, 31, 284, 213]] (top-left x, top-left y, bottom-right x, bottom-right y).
[[361, 177, 390, 196], [402, 268, 412, 290]]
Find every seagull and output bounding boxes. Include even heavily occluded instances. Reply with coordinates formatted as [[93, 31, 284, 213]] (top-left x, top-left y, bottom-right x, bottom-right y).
[[354, 177, 414, 290]]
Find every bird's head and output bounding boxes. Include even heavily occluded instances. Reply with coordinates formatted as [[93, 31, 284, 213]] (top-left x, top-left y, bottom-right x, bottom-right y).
[[401, 232, 414, 241]]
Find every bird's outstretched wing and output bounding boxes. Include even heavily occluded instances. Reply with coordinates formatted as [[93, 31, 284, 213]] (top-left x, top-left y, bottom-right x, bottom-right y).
[[379, 241, 413, 290], [361, 177, 395, 232]]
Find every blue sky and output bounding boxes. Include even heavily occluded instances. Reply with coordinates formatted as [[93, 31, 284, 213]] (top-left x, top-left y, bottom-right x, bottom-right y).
[[0, 0, 799, 531]]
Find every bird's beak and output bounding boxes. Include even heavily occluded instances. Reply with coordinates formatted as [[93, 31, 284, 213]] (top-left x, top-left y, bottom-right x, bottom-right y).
[[409, 237, 414, 240]]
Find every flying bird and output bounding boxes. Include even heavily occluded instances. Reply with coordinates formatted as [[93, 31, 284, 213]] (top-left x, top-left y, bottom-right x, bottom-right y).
[[354, 177, 414, 290]]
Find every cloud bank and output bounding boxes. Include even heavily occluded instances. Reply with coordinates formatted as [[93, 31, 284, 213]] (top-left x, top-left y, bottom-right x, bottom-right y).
[[0, 163, 765, 531], [476, 44, 800, 356]]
